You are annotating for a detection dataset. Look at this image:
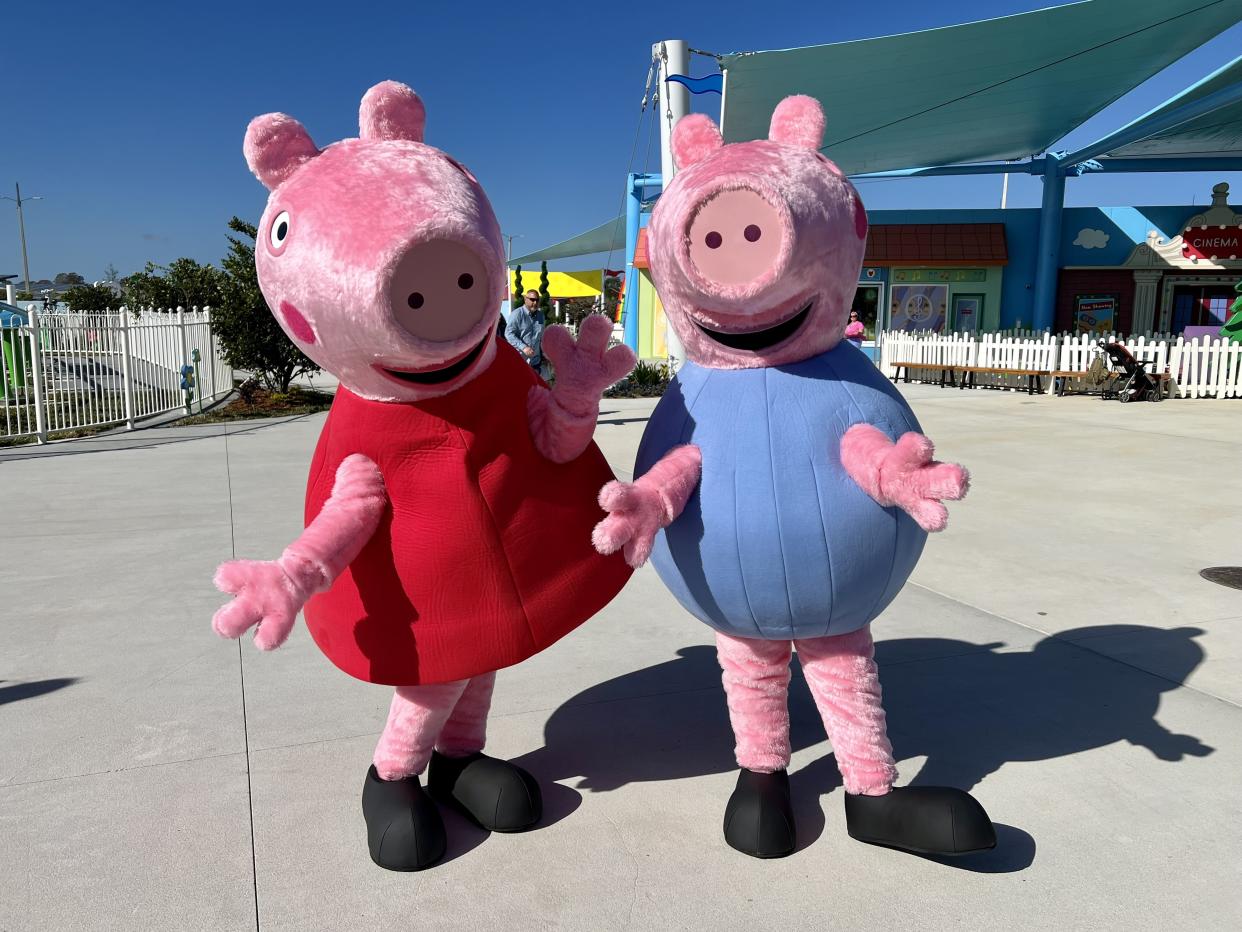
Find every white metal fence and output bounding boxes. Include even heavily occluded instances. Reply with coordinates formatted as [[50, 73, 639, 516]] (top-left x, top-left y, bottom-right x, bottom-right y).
[[1, 307, 233, 442], [879, 329, 1242, 399]]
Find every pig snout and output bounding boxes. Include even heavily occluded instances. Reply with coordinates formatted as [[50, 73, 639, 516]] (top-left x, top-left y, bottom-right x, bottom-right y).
[[389, 239, 491, 343], [686, 188, 789, 295]]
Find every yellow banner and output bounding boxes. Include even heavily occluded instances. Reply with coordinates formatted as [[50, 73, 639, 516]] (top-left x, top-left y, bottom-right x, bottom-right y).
[[509, 270, 603, 299]]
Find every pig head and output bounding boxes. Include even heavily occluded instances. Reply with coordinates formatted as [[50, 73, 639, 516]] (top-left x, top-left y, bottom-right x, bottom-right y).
[[244, 80, 505, 402], [646, 95, 869, 370]]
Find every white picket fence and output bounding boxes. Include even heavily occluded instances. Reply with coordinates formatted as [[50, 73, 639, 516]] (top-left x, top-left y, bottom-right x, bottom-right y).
[[879, 329, 1242, 399], [1, 307, 233, 442]]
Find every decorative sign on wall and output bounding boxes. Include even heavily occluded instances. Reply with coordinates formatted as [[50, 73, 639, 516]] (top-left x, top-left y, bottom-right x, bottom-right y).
[[1182, 224, 1242, 262], [1075, 295, 1116, 333], [891, 285, 948, 332], [892, 269, 987, 283]]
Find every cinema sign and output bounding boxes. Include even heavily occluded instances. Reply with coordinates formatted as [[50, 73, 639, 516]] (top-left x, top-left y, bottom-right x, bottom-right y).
[[1182, 224, 1242, 261]]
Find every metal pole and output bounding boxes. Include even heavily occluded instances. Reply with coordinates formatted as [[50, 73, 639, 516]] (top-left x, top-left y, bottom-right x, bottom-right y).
[[27, 308, 48, 443], [177, 305, 190, 412], [1030, 154, 1066, 333], [15, 184, 33, 294], [655, 39, 689, 369], [118, 306, 136, 430], [1000, 171, 1009, 209]]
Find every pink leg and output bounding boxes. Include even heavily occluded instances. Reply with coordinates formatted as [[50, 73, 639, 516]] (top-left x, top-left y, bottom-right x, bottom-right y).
[[716, 633, 793, 773], [373, 680, 469, 780], [436, 672, 496, 758], [795, 627, 898, 796]]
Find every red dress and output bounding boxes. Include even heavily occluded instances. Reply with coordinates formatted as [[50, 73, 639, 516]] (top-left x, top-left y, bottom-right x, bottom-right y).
[[302, 340, 633, 686]]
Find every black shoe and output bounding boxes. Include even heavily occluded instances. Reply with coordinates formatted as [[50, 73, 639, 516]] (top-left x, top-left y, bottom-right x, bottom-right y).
[[722, 768, 796, 859], [427, 751, 542, 832], [361, 765, 447, 871], [844, 786, 996, 856]]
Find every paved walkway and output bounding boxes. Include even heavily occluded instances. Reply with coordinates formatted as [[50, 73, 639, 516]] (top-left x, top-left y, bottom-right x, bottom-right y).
[[1, 385, 1239, 930]]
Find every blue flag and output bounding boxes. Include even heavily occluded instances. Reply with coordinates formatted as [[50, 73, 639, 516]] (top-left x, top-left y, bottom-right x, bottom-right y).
[[667, 73, 724, 95]]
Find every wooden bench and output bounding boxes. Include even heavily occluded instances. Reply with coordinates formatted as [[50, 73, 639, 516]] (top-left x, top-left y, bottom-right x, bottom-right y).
[[890, 361, 958, 388], [956, 366, 1049, 396]]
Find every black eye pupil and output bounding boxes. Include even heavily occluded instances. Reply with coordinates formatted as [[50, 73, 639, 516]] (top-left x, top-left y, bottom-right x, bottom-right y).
[[408, 292, 424, 309], [744, 224, 761, 242], [276, 221, 287, 240], [458, 273, 474, 289], [705, 231, 722, 249]]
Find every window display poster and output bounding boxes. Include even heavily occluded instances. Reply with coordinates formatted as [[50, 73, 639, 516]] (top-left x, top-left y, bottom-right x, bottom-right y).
[[890, 285, 948, 332], [1075, 295, 1116, 334]]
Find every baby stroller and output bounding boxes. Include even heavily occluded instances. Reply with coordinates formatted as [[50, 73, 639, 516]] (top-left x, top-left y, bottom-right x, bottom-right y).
[[1096, 340, 1164, 403]]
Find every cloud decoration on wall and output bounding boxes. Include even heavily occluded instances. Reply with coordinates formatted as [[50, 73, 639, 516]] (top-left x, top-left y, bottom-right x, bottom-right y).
[[1074, 228, 1110, 249]]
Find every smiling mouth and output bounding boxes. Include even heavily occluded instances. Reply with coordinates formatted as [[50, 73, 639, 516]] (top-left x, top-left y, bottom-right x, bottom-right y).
[[694, 301, 813, 351], [378, 335, 488, 385]]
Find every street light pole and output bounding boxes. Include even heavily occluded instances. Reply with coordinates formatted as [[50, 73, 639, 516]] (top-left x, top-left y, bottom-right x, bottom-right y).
[[1, 184, 43, 296]]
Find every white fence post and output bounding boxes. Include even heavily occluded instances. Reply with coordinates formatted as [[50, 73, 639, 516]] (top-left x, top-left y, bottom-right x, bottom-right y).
[[118, 306, 137, 429], [204, 306, 218, 400], [176, 305, 190, 413], [26, 309, 48, 443]]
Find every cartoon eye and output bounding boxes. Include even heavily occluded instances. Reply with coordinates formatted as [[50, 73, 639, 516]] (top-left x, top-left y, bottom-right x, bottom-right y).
[[458, 273, 474, 289], [408, 292, 425, 309], [269, 211, 291, 249], [744, 224, 762, 242], [705, 231, 723, 249]]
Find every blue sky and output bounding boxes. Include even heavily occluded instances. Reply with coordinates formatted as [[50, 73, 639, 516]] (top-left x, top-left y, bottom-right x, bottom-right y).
[[6, 0, 1241, 283]]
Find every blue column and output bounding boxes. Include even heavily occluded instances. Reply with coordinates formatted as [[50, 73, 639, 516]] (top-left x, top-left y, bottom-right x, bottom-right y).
[[1031, 153, 1066, 333], [622, 173, 642, 351]]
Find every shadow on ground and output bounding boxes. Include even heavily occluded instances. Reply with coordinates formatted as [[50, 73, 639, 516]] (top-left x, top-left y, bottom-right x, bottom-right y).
[[514, 624, 1211, 871], [0, 677, 79, 706]]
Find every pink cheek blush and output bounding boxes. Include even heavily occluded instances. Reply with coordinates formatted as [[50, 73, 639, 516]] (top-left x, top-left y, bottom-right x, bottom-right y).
[[279, 300, 317, 344], [854, 198, 869, 239]]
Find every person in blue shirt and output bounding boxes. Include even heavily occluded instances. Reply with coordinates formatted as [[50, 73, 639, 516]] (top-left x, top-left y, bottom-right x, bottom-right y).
[[506, 289, 547, 377]]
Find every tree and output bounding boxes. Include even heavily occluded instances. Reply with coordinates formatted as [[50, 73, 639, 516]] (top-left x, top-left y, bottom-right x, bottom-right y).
[[102, 263, 120, 284], [122, 258, 224, 311], [513, 265, 524, 305], [53, 272, 86, 286], [1222, 279, 1242, 346], [604, 274, 622, 321], [212, 216, 319, 393], [539, 261, 552, 321], [62, 283, 120, 312]]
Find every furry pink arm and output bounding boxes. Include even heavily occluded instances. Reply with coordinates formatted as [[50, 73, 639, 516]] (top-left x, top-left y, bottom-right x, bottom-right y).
[[212, 454, 386, 650], [593, 444, 702, 567], [840, 424, 969, 533], [527, 314, 635, 463]]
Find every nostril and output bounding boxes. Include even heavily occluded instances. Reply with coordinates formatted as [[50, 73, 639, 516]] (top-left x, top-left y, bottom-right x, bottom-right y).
[[457, 273, 474, 289], [705, 231, 723, 249], [408, 292, 425, 310], [744, 224, 762, 242]]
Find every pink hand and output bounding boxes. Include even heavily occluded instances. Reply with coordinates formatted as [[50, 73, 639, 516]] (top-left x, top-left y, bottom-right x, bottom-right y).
[[211, 558, 312, 651], [592, 481, 667, 568], [841, 425, 969, 533], [542, 314, 635, 411]]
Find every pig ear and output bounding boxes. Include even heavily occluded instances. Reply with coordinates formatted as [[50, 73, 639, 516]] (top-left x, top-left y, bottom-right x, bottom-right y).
[[769, 95, 825, 150], [244, 114, 320, 191], [359, 81, 426, 143], [672, 114, 723, 169]]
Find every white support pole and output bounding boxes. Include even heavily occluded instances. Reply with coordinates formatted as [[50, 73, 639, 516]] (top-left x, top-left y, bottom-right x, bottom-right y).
[[655, 39, 689, 370], [176, 305, 190, 412], [119, 306, 136, 429], [1001, 171, 1010, 209], [26, 308, 48, 443]]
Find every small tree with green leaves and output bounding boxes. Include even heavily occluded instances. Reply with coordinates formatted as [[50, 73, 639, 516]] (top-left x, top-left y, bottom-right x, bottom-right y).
[[62, 283, 121, 312], [1222, 279, 1242, 345], [213, 217, 319, 393], [513, 266, 525, 306], [122, 258, 224, 311], [539, 261, 552, 321]]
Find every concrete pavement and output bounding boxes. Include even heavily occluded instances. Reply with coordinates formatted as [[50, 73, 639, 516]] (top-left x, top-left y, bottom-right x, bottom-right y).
[[1, 385, 1239, 930]]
